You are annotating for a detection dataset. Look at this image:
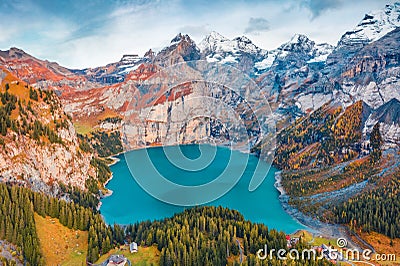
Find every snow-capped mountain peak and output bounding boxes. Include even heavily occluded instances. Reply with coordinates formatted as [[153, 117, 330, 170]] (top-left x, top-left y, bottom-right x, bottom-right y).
[[170, 33, 195, 46], [338, 2, 400, 47], [198, 31, 230, 53], [233, 36, 264, 55], [198, 31, 266, 70], [279, 34, 315, 53], [289, 34, 309, 44], [254, 34, 334, 71], [199, 31, 264, 55], [153, 33, 201, 67], [206, 31, 229, 42]]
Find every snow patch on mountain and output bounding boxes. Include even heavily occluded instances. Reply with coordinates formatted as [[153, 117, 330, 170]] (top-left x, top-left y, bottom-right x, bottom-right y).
[[363, 98, 400, 148], [117, 55, 143, 75], [199, 31, 266, 65], [220, 54, 238, 64], [338, 3, 400, 47], [254, 52, 276, 70], [198, 31, 228, 51], [295, 93, 333, 113], [307, 43, 335, 63], [199, 31, 264, 55], [363, 117, 400, 148], [118, 64, 142, 75], [120, 54, 141, 64]]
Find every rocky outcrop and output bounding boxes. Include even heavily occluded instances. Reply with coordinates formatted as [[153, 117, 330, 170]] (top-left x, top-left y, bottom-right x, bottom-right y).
[[0, 123, 95, 193], [339, 27, 400, 109], [363, 98, 400, 148], [0, 69, 96, 193], [154, 33, 201, 67]]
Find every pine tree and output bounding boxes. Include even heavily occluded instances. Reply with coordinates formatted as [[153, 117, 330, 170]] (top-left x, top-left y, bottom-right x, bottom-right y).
[[370, 122, 382, 163], [29, 88, 38, 101], [1, 120, 6, 136]]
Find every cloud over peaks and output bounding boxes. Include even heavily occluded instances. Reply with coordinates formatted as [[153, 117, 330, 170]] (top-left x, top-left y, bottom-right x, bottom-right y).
[[302, 0, 343, 19], [244, 17, 270, 34]]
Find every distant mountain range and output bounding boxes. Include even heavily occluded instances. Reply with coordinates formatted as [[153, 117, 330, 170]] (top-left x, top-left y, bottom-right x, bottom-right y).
[[0, 2, 399, 191]]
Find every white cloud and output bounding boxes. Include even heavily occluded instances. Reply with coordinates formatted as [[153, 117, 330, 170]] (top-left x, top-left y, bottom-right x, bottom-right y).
[[0, 0, 396, 68], [244, 17, 270, 34], [178, 25, 211, 39]]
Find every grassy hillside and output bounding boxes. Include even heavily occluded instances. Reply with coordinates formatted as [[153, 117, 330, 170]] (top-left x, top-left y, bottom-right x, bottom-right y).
[[34, 214, 88, 266]]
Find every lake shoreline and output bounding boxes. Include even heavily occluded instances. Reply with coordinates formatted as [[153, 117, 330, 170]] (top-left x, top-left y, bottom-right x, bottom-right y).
[[96, 155, 121, 211], [100, 146, 354, 246], [101, 144, 304, 230], [274, 171, 364, 249], [274, 171, 342, 237]]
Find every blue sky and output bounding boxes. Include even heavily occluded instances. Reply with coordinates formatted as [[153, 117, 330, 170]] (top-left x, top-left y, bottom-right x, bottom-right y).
[[0, 0, 393, 68]]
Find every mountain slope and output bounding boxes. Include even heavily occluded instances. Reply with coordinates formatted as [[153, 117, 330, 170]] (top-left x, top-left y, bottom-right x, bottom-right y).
[[154, 33, 201, 67], [337, 3, 400, 48], [0, 48, 90, 95], [363, 98, 400, 147], [339, 27, 400, 109], [273, 100, 372, 170], [0, 68, 96, 193]]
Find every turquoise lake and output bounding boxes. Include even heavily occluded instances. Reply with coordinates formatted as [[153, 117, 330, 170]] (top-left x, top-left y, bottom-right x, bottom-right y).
[[100, 144, 305, 233]]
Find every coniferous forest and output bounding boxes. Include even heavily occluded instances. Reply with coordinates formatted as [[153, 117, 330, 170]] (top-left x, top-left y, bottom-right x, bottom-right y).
[[0, 182, 335, 265], [331, 170, 400, 239]]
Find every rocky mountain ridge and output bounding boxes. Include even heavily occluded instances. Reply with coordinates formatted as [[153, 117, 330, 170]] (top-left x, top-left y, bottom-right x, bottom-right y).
[[0, 3, 398, 153]]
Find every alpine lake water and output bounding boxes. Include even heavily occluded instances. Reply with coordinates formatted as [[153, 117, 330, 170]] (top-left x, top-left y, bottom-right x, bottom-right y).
[[100, 144, 305, 233]]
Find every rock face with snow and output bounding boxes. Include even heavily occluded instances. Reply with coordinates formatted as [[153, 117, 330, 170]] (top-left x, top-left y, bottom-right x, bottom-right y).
[[255, 34, 334, 115], [257, 3, 400, 117], [338, 3, 400, 47], [198, 31, 267, 73], [327, 3, 400, 72], [255, 34, 334, 71], [363, 98, 400, 147], [338, 27, 400, 109], [72, 53, 148, 84]]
